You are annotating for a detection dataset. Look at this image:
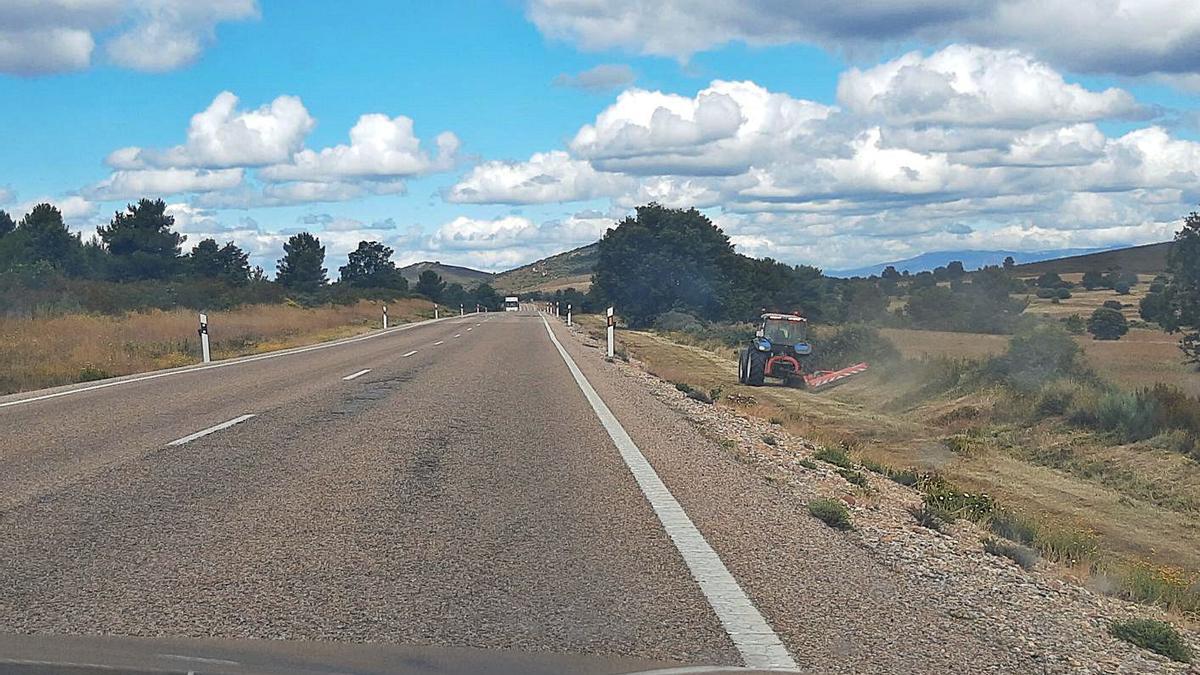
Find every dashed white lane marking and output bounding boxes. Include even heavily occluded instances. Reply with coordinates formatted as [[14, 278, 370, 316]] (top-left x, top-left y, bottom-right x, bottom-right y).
[[453, 334, 461, 338], [467, 327, 473, 331], [539, 317, 798, 671], [403, 350, 418, 357], [167, 414, 256, 447], [342, 369, 371, 381], [434, 340, 444, 346]]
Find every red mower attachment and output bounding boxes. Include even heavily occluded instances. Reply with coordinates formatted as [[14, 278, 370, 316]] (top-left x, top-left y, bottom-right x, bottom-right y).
[[803, 362, 869, 389]]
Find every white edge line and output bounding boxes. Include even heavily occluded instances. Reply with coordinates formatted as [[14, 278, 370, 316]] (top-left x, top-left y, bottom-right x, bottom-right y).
[[0, 316, 452, 410], [539, 316, 798, 672], [403, 350, 418, 357], [167, 414, 255, 447], [342, 369, 371, 381]]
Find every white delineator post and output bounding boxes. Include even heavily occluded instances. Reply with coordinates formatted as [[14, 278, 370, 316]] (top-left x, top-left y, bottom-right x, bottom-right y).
[[606, 306, 615, 358], [460, 304, 464, 316], [198, 313, 211, 364], [434, 304, 439, 320], [567, 303, 572, 326], [382, 305, 389, 329]]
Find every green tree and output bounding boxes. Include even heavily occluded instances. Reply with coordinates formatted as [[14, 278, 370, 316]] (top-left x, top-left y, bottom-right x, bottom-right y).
[[472, 282, 502, 311], [881, 265, 902, 281], [1088, 307, 1129, 340], [16, 203, 82, 269], [1037, 272, 1065, 289], [276, 232, 327, 292], [189, 238, 250, 285], [1063, 314, 1086, 335], [415, 269, 446, 301], [339, 240, 406, 290], [592, 204, 736, 327], [0, 210, 14, 237], [1082, 270, 1105, 290], [1002, 256, 1016, 269], [97, 199, 185, 280]]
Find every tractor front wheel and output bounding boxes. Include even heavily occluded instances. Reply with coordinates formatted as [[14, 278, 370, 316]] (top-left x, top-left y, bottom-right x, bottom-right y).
[[747, 350, 767, 386]]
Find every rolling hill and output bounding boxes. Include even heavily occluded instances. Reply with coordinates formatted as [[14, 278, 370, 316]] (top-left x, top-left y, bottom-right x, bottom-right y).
[[493, 243, 598, 294], [399, 261, 495, 288], [1009, 241, 1172, 276], [829, 247, 1108, 277]]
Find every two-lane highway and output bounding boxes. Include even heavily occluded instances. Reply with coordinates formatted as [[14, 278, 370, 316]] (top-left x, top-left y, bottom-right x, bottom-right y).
[[0, 311, 754, 667]]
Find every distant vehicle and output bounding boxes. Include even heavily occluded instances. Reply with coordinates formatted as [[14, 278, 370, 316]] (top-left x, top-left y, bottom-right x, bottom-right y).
[[737, 312, 868, 389], [504, 296, 520, 311]]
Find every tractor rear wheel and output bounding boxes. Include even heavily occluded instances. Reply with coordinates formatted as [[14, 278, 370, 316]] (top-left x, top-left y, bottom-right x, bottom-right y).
[[747, 350, 767, 386]]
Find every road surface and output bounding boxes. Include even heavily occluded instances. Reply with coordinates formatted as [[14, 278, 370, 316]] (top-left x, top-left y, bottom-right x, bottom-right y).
[[0, 310, 1030, 672]]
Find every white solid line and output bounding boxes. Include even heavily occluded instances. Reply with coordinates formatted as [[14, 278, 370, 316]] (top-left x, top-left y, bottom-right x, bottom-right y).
[[403, 350, 418, 357], [167, 414, 255, 447], [539, 317, 798, 672], [0, 316, 454, 410], [434, 340, 444, 346], [342, 369, 371, 381]]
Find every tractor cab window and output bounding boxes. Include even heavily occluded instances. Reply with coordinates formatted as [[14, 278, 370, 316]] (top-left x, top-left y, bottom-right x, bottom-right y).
[[763, 320, 806, 343]]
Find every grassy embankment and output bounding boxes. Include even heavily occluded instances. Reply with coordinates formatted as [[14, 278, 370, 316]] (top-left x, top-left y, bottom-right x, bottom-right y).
[[577, 313, 1200, 618], [0, 297, 436, 395]]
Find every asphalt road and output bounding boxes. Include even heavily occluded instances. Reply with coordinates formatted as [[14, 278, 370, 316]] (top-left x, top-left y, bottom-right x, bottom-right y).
[[0, 310, 1031, 673]]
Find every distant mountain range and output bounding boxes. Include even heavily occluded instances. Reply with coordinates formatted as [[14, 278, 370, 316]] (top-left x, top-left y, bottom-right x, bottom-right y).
[[826, 247, 1116, 278]]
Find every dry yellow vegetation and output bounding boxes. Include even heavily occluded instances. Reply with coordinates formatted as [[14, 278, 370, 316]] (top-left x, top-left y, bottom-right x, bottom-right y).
[[0, 298, 435, 395]]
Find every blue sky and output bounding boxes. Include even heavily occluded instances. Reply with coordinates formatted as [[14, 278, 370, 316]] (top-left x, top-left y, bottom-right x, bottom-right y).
[[2, 1, 1200, 273]]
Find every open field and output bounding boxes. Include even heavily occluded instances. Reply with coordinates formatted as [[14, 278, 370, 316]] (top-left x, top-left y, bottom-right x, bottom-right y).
[[883, 327, 1200, 397], [579, 315, 1200, 605], [0, 297, 436, 395]]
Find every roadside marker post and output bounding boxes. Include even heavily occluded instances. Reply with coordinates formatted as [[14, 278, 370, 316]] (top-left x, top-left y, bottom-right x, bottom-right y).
[[567, 303, 572, 326], [606, 306, 615, 358], [434, 304, 439, 320], [383, 306, 389, 329], [198, 313, 211, 364], [460, 304, 464, 316]]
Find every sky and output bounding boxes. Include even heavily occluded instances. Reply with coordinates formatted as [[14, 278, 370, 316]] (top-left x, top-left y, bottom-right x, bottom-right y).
[[2, 0, 1200, 275]]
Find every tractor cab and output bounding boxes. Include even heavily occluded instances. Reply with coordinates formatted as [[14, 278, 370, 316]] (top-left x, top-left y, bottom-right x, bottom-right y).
[[739, 313, 812, 387]]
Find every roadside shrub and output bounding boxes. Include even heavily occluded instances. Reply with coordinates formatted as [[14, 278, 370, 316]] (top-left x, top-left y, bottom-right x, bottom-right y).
[[1035, 379, 1082, 417], [762, 434, 778, 446], [77, 363, 111, 382], [674, 382, 693, 394], [1110, 619, 1193, 663], [813, 445, 853, 469], [988, 509, 1039, 546], [860, 458, 919, 486], [836, 468, 869, 487], [808, 498, 853, 530], [654, 310, 705, 333], [983, 537, 1039, 570], [920, 476, 996, 522], [1114, 562, 1200, 617], [686, 389, 714, 404], [907, 504, 946, 531], [798, 458, 818, 470], [1088, 307, 1128, 340]]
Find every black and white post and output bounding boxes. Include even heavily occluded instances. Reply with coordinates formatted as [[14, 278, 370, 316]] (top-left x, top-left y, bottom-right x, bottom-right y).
[[460, 303, 464, 316], [434, 303, 439, 320], [198, 313, 211, 364], [567, 303, 572, 326], [606, 306, 615, 358], [383, 305, 389, 329]]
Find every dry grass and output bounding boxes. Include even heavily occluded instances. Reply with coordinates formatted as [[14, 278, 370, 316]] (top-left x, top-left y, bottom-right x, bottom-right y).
[[0, 297, 435, 395]]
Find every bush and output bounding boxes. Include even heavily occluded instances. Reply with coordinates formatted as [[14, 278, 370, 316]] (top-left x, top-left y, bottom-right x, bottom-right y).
[[798, 458, 818, 470], [1056, 287, 1072, 300], [1035, 379, 1082, 417], [1036, 288, 1057, 299], [920, 476, 997, 522], [1114, 561, 1200, 616], [808, 498, 853, 530], [1062, 314, 1086, 334], [907, 504, 946, 531], [1088, 307, 1128, 340], [1115, 281, 1132, 295], [860, 458, 919, 485], [836, 468, 869, 487], [988, 509, 1039, 546], [1034, 526, 1098, 564], [983, 537, 1039, 570], [1110, 619, 1192, 663], [1103, 300, 1124, 311], [998, 322, 1080, 389], [654, 310, 705, 333], [813, 445, 853, 469]]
